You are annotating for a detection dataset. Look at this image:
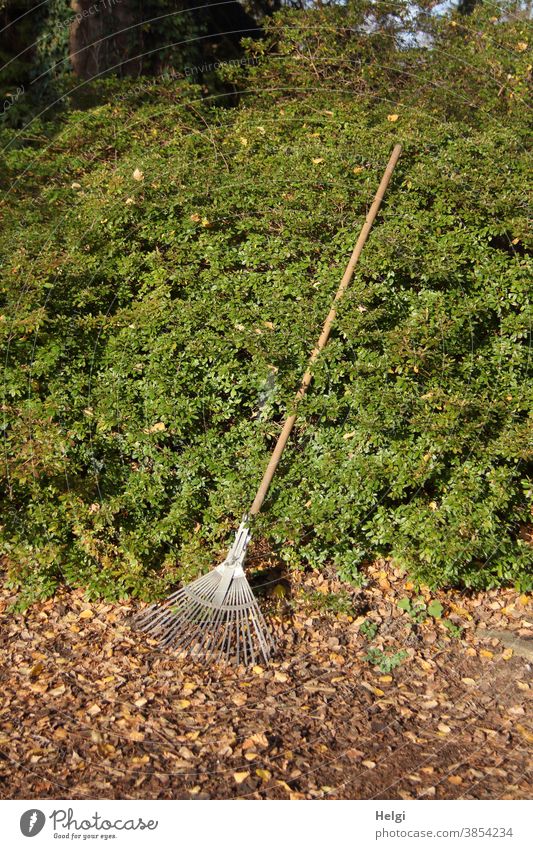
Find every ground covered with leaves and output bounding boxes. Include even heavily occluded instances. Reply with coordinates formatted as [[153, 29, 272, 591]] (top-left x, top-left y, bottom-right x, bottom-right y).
[[1, 560, 531, 800]]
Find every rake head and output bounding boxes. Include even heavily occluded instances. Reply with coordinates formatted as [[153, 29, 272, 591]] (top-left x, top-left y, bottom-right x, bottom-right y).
[[133, 518, 274, 666]]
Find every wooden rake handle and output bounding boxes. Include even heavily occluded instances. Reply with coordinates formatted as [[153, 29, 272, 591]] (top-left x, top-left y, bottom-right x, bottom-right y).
[[249, 143, 402, 517]]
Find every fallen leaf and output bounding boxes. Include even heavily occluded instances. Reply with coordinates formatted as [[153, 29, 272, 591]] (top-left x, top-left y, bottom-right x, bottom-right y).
[[387, 114, 399, 122], [133, 168, 144, 181], [53, 727, 68, 741], [515, 724, 533, 744], [129, 731, 145, 742], [233, 771, 250, 784]]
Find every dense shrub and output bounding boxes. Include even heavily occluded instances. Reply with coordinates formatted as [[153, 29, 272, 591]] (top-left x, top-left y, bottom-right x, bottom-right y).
[[0, 2, 531, 606]]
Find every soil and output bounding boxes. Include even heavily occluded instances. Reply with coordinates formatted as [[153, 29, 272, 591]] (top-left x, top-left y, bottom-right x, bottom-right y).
[[0, 559, 531, 800]]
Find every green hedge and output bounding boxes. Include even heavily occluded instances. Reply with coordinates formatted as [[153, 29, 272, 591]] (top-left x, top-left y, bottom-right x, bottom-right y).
[[1, 2, 531, 606]]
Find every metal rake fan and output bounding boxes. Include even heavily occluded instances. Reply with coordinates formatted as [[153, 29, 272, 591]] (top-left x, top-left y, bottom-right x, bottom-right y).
[[134, 144, 402, 665]]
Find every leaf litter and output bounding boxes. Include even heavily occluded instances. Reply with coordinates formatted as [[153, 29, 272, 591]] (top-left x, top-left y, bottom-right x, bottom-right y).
[[0, 559, 531, 800]]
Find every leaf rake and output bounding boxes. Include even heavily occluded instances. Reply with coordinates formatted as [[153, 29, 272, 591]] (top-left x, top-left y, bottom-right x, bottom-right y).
[[134, 144, 402, 665]]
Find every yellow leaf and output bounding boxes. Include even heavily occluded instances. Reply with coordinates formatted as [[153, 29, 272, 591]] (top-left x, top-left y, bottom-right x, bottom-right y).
[[190, 213, 201, 222], [256, 768, 271, 781], [133, 168, 144, 181], [145, 422, 166, 433], [353, 166, 363, 173], [79, 609, 94, 620], [177, 699, 191, 709], [387, 114, 399, 122], [438, 723, 451, 734], [132, 755, 149, 765], [362, 760, 376, 769], [480, 649, 494, 659], [379, 675, 393, 683], [429, 501, 438, 510], [276, 780, 293, 793], [502, 648, 513, 661], [274, 671, 288, 683], [312, 157, 324, 164], [233, 771, 250, 784], [53, 727, 68, 741], [450, 603, 472, 619], [516, 724, 533, 744], [252, 665, 264, 676], [448, 775, 463, 785], [516, 42, 528, 52], [239, 137, 248, 146], [461, 677, 476, 686], [129, 731, 145, 742]]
